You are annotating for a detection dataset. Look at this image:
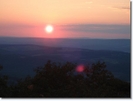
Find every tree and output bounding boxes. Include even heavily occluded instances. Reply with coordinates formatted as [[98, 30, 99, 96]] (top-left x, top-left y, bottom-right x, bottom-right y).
[[0, 61, 130, 98], [0, 65, 11, 97]]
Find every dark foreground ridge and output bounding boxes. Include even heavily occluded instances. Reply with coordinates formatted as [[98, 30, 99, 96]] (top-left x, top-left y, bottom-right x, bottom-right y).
[[0, 61, 130, 98]]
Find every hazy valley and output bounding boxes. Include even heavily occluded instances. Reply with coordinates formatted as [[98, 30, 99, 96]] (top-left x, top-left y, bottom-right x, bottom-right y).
[[0, 38, 130, 84]]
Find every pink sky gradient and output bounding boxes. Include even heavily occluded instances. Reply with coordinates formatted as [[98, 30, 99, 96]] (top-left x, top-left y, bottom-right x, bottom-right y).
[[0, 0, 130, 39]]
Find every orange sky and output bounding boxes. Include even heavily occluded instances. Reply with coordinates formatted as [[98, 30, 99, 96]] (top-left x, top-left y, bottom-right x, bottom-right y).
[[0, 0, 130, 38], [0, 0, 130, 25]]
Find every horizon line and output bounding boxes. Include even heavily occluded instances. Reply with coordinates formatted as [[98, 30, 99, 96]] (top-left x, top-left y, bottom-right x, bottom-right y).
[[0, 36, 130, 40]]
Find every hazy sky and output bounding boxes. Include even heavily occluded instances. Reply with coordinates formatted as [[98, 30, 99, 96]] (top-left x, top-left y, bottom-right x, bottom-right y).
[[0, 0, 130, 38]]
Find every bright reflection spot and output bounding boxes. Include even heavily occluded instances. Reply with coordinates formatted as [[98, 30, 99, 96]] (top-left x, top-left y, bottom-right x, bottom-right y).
[[76, 64, 85, 72]]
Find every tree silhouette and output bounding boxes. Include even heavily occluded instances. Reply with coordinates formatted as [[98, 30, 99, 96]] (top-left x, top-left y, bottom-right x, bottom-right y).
[[0, 61, 130, 98], [0, 65, 11, 97]]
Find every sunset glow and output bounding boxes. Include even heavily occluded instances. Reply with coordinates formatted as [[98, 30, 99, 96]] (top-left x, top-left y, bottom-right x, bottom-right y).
[[0, 0, 130, 38]]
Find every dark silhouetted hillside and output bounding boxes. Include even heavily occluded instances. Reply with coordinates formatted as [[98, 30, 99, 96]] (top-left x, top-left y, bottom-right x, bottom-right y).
[[0, 61, 130, 98]]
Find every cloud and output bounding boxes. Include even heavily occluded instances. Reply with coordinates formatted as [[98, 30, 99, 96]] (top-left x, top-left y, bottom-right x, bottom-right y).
[[0, 24, 36, 29], [111, 6, 130, 10], [60, 24, 130, 35], [120, 7, 130, 10], [0, 23, 130, 39]]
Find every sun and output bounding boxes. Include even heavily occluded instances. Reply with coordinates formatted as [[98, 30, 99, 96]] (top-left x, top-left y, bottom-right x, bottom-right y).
[[45, 25, 53, 33]]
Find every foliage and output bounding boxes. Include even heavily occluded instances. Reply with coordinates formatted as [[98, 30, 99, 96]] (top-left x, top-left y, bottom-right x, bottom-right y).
[[0, 65, 11, 97], [0, 61, 130, 98]]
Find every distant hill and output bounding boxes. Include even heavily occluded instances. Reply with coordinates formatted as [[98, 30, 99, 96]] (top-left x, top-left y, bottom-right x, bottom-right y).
[[0, 44, 130, 83], [0, 37, 130, 53]]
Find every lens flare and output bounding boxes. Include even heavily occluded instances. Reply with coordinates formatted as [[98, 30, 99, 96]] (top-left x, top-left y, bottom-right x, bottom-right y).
[[76, 64, 85, 72]]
